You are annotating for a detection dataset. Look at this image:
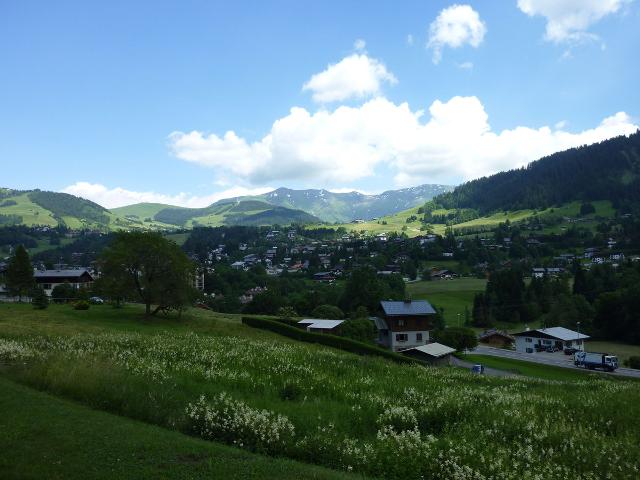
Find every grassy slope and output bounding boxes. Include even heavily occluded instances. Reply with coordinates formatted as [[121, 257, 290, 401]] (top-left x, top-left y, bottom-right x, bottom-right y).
[[0, 376, 353, 480], [321, 200, 617, 238], [2, 304, 640, 479], [111, 203, 184, 219], [0, 193, 58, 227], [407, 278, 487, 327]]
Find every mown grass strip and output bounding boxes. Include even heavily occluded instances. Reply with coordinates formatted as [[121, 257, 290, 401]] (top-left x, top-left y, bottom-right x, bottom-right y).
[[0, 376, 357, 480]]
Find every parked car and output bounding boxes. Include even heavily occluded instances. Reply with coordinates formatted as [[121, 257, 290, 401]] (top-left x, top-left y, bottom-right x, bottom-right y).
[[471, 364, 485, 374], [534, 344, 547, 352], [89, 296, 104, 304], [545, 345, 558, 353], [564, 347, 578, 355]]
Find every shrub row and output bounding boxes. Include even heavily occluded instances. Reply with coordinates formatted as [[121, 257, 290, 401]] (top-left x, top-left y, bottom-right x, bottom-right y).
[[241, 316, 416, 365]]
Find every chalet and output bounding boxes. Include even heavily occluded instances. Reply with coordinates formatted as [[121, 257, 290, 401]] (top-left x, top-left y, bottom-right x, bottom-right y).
[[478, 329, 515, 348], [313, 272, 335, 282], [512, 327, 589, 354], [430, 269, 456, 280], [297, 319, 343, 334], [231, 261, 246, 270], [34, 268, 94, 296], [373, 300, 436, 352], [400, 342, 455, 366]]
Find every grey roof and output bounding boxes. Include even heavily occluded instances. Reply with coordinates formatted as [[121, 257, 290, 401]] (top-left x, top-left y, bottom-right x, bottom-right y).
[[380, 300, 436, 316], [298, 319, 343, 330], [402, 342, 455, 358], [34, 269, 91, 279], [513, 326, 589, 341]]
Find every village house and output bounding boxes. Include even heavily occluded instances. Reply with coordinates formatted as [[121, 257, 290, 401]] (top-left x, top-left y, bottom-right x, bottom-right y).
[[34, 268, 94, 296], [512, 327, 589, 354], [372, 300, 436, 352]]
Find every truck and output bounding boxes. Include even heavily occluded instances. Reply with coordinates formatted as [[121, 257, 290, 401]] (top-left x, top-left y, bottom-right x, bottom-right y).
[[574, 351, 618, 372]]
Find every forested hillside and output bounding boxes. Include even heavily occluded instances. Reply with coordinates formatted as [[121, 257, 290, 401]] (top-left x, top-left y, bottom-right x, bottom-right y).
[[433, 131, 640, 214]]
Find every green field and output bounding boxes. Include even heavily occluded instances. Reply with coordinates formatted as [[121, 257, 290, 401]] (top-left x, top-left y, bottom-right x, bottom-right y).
[[0, 376, 352, 480], [586, 341, 640, 364], [1, 303, 640, 478], [459, 354, 599, 382], [407, 278, 486, 327]]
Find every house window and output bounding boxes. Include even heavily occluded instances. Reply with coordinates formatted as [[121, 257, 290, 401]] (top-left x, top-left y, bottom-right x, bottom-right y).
[[526, 348, 533, 353], [525, 338, 532, 343], [42, 284, 52, 290], [398, 319, 405, 327], [543, 340, 552, 345], [416, 333, 423, 342], [395, 333, 408, 342]]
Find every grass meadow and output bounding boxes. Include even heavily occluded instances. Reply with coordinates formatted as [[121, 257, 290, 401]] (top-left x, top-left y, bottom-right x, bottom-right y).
[[407, 278, 486, 328], [1, 303, 640, 479]]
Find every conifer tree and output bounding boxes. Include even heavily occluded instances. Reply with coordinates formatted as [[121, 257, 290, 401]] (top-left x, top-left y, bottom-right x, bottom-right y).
[[6, 245, 34, 302]]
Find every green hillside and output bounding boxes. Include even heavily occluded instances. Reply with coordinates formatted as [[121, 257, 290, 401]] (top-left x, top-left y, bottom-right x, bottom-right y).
[[1, 304, 639, 479], [0, 190, 319, 231]]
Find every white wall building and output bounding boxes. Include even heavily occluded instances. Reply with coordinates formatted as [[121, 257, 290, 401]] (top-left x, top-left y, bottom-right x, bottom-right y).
[[513, 327, 589, 354]]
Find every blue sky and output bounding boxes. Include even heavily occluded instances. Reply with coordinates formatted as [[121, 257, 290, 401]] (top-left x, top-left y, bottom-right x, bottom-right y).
[[1, 0, 639, 207]]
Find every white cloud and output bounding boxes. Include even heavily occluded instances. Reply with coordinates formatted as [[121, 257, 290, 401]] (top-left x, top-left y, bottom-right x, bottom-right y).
[[169, 96, 638, 188], [517, 0, 630, 43], [427, 4, 487, 64], [406, 34, 414, 46], [62, 182, 273, 209], [302, 53, 397, 103], [353, 38, 366, 51], [456, 61, 474, 70]]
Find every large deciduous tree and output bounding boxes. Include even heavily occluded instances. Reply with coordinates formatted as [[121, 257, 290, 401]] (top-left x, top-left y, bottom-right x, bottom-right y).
[[6, 244, 34, 302], [99, 232, 196, 316]]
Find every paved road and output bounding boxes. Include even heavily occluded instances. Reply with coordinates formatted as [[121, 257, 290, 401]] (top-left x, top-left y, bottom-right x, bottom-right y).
[[472, 345, 640, 379]]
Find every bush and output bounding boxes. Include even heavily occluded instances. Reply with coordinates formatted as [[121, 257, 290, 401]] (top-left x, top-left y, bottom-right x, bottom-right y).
[[73, 300, 90, 310], [624, 356, 640, 370], [277, 306, 298, 320], [340, 318, 375, 343], [241, 316, 416, 364], [311, 304, 344, 319], [432, 326, 478, 352], [31, 287, 49, 310], [51, 282, 76, 304]]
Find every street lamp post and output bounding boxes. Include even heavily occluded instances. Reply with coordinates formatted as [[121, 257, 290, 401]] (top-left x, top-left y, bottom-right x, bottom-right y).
[[577, 321, 581, 350]]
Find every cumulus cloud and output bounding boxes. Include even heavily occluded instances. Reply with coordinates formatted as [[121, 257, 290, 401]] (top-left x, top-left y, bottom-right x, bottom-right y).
[[62, 182, 274, 209], [302, 53, 397, 103], [427, 4, 487, 64], [169, 96, 638, 187], [517, 0, 630, 43]]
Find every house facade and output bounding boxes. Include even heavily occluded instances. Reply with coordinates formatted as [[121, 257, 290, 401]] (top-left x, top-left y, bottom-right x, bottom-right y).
[[34, 268, 94, 296], [374, 300, 436, 351], [512, 327, 589, 354]]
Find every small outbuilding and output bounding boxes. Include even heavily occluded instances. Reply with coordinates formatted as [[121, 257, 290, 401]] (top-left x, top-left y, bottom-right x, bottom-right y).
[[478, 329, 515, 349], [399, 342, 456, 366], [297, 319, 344, 334]]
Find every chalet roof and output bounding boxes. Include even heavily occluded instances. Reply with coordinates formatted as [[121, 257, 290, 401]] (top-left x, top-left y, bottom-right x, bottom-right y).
[[513, 326, 589, 341], [34, 269, 92, 279], [298, 319, 343, 330], [402, 342, 455, 358], [380, 300, 436, 316], [478, 329, 515, 341]]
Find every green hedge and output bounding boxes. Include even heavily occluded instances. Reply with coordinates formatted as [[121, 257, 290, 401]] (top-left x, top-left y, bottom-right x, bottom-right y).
[[241, 316, 416, 365]]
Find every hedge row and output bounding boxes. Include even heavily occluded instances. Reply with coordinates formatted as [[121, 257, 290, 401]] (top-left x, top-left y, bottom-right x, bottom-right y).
[[241, 316, 416, 365]]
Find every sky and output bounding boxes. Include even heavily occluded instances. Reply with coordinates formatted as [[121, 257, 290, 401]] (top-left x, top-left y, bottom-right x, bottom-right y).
[[1, 0, 639, 208]]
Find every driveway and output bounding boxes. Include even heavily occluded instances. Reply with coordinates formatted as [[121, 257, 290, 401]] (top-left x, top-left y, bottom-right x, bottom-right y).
[[473, 345, 640, 379]]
